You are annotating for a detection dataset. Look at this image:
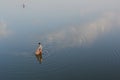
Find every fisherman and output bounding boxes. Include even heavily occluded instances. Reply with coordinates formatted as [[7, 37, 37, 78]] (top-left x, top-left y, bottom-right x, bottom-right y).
[[35, 42, 43, 55]]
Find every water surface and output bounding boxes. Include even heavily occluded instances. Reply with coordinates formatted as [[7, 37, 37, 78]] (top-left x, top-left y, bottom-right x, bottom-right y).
[[0, 0, 120, 80]]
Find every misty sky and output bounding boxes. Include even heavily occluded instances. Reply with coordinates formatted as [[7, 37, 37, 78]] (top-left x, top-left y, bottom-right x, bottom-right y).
[[0, 0, 120, 51]]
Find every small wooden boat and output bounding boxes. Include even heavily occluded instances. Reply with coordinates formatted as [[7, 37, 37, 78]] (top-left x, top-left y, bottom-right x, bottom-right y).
[[35, 48, 42, 55]]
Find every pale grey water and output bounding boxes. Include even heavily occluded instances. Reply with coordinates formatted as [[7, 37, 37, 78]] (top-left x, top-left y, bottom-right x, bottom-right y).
[[0, 0, 120, 80]]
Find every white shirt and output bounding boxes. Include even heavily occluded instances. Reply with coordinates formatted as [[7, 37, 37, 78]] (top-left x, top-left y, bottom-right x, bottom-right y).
[[35, 44, 43, 55], [38, 44, 43, 50]]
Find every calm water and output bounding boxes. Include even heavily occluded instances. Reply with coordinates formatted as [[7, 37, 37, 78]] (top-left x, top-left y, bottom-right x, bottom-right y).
[[0, 0, 120, 80]]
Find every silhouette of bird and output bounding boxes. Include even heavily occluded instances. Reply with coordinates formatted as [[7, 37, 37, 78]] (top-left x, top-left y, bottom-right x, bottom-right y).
[[23, 3, 25, 8]]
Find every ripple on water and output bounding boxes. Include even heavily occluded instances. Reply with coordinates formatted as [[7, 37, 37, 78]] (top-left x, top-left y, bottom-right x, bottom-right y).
[[33, 50, 73, 73]]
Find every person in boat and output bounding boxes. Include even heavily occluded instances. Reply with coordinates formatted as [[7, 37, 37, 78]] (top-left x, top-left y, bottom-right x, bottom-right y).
[[35, 42, 43, 55], [35, 43, 43, 63]]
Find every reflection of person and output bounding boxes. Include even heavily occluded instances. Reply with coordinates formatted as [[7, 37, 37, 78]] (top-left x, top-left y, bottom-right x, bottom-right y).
[[35, 42, 43, 63]]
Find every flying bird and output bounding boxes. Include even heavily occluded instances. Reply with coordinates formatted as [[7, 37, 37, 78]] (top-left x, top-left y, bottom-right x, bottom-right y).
[[23, 3, 25, 8]]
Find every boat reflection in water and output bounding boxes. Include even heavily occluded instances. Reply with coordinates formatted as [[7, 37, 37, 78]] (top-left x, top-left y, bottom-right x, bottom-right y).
[[35, 53, 42, 64]]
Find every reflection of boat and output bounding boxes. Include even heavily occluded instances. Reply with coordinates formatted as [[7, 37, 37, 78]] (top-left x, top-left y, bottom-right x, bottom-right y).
[[35, 54, 42, 64]]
